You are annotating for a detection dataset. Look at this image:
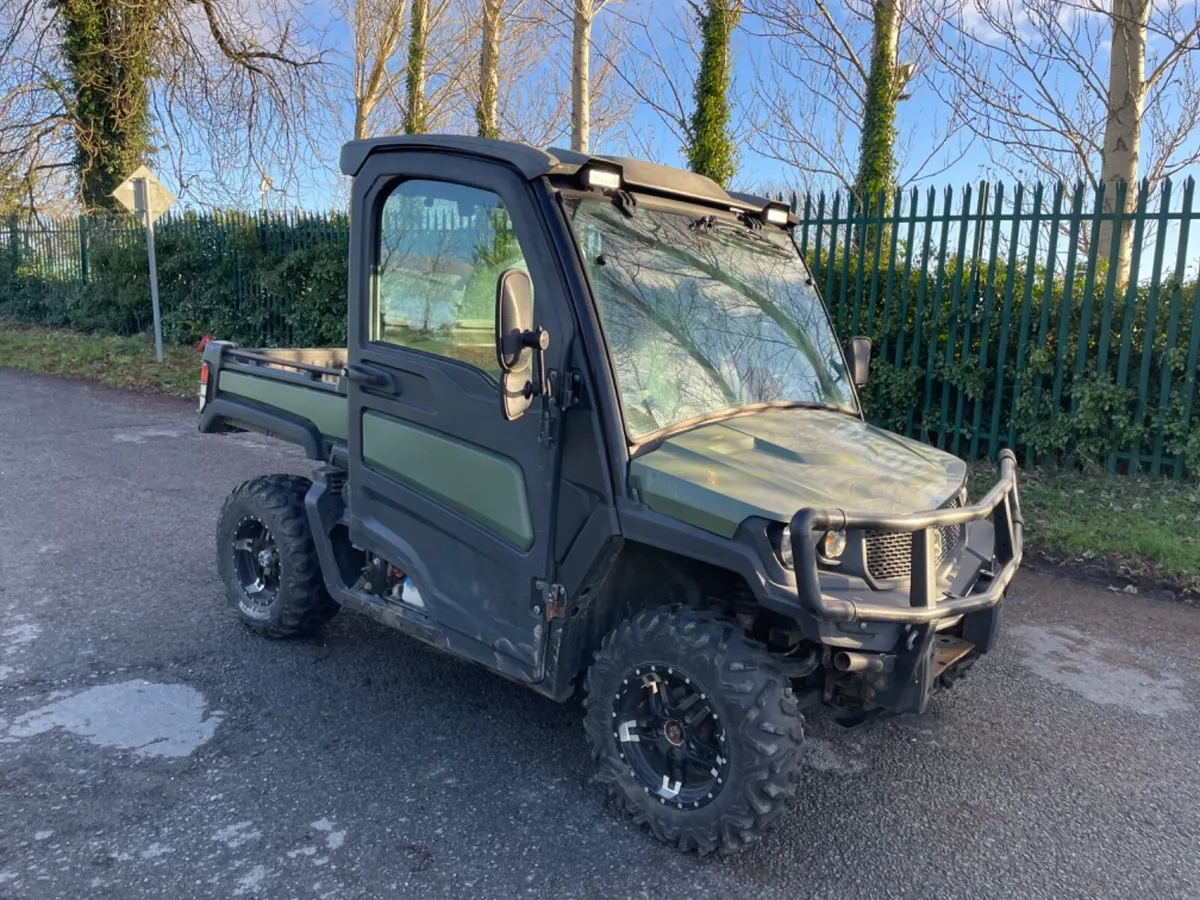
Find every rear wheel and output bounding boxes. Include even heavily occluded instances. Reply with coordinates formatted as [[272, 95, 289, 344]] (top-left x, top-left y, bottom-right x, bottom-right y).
[[584, 605, 806, 855], [216, 475, 338, 638]]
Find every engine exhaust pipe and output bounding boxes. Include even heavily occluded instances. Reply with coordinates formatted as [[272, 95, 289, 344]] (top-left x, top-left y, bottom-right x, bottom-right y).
[[833, 651, 885, 674]]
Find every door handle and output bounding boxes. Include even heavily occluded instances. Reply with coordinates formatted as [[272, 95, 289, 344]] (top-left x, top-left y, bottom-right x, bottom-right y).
[[344, 364, 395, 392]]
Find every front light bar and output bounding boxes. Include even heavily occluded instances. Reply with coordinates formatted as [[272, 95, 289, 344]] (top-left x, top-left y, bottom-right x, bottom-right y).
[[788, 450, 1024, 625]]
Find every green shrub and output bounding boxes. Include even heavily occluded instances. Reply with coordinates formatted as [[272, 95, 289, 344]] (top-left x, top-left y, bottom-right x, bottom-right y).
[[2, 206, 1197, 477]]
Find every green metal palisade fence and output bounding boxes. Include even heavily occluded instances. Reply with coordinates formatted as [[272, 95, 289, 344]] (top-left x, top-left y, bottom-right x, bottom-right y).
[[0, 209, 354, 349], [792, 178, 1199, 477], [2, 179, 1199, 475]]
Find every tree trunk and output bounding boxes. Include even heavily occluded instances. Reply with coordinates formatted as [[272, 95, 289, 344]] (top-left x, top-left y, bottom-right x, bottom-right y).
[[686, 0, 742, 188], [60, 0, 154, 211], [405, 0, 430, 134], [476, 0, 503, 140], [571, 0, 594, 152], [1098, 0, 1150, 286], [854, 0, 901, 206], [353, 100, 369, 141]]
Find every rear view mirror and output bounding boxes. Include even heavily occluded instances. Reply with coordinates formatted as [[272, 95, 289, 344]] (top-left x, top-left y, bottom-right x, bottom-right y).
[[845, 336, 872, 387], [496, 268, 533, 373], [495, 268, 535, 420]]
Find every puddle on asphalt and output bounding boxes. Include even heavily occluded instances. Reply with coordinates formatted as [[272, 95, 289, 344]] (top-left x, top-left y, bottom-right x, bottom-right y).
[[0, 614, 41, 684], [110, 427, 183, 444], [7, 680, 223, 757], [1012, 624, 1190, 716]]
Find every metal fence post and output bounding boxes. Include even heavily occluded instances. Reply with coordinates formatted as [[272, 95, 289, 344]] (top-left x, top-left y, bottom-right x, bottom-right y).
[[78, 215, 89, 285]]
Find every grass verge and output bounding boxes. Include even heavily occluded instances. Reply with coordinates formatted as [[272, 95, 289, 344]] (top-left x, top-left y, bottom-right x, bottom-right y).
[[0, 323, 197, 397], [970, 460, 1200, 596]]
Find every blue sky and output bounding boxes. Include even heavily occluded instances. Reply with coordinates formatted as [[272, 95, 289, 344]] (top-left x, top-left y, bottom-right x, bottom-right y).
[[166, 0, 1200, 212]]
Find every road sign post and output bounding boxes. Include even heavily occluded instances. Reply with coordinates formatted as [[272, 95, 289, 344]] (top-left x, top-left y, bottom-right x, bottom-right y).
[[136, 179, 164, 362], [112, 167, 176, 363]]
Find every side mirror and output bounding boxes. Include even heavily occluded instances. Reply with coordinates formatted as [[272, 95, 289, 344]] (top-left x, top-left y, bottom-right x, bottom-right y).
[[496, 268, 533, 373], [495, 268, 539, 421], [845, 335, 872, 387]]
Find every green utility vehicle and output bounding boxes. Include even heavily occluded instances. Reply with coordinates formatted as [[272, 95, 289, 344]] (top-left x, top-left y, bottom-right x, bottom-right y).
[[200, 135, 1023, 854]]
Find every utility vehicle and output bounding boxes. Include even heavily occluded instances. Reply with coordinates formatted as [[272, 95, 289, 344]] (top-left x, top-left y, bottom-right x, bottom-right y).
[[199, 135, 1023, 854]]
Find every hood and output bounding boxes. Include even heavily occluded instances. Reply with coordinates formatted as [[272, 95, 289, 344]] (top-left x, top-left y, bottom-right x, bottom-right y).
[[629, 408, 966, 538]]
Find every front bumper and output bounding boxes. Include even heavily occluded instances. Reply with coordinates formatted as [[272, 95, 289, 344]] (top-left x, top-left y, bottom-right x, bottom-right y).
[[788, 450, 1024, 715], [788, 450, 1023, 626]]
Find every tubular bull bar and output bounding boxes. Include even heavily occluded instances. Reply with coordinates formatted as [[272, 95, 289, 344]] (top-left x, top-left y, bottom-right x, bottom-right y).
[[789, 449, 1024, 625]]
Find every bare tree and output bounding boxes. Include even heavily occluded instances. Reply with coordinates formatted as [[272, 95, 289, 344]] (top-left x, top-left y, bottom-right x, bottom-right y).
[[402, 0, 477, 135], [571, 0, 595, 151], [915, 0, 1200, 279], [159, 0, 341, 205], [1098, 0, 1152, 272], [745, 0, 963, 197], [404, 0, 429, 132], [339, 0, 407, 142], [0, 0, 78, 210], [0, 0, 342, 210], [459, 0, 620, 149], [569, 0, 617, 152], [596, 2, 722, 166], [338, 0, 409, 140], [476, 0, 503, 138]]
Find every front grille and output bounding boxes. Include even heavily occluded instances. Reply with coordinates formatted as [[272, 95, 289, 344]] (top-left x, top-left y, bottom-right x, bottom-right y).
[[864, 496, 964, 582]]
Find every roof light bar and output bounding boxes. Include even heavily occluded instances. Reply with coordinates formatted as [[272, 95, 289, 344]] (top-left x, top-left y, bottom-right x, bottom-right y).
[[764, 205, 790, 225], [583, 167, 622, 190]]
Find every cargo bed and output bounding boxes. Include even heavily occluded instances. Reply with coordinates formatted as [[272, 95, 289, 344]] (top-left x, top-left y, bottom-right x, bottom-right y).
[[198, 342, 350, 460]]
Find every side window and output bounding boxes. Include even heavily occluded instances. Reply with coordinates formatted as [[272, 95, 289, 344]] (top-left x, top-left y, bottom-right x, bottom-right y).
[[375, 179, 531, 380]]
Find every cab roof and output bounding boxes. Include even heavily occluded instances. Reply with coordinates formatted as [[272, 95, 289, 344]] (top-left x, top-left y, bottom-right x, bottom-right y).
[[338, 134, 784, 218]]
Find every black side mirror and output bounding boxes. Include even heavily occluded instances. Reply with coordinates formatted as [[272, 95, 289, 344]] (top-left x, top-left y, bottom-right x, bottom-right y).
[[496, 268, 533, 372], [495, 268, 544, 421], [845, 335, 872, 387]]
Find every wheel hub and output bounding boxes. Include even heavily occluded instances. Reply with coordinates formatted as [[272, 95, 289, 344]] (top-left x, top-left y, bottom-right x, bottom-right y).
[[612, 665, 729, 809], [231, 516, 280, 610], [663, 719, 685, 746]]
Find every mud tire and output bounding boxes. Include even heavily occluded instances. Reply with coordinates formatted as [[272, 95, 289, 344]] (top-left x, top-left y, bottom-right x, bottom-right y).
[[584, 605, 806, 855], [216, 474, 338, 638]]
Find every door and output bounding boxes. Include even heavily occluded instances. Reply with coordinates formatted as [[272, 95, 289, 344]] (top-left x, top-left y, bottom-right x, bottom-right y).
[[345, 151, 573, 681]]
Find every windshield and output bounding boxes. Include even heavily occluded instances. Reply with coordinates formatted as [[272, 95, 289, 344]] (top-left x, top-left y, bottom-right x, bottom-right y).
[[566, 197, 857, 440]]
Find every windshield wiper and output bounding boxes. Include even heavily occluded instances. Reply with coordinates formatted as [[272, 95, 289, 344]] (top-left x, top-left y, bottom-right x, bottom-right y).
[[611, 190, 637, 218], [738, 210, 764, 232], [689, 214, 774, 250]]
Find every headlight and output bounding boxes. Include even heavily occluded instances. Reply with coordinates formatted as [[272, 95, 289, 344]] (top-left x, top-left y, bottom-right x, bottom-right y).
[[821, 530, 847, 560], [774, 525, 845, 568]]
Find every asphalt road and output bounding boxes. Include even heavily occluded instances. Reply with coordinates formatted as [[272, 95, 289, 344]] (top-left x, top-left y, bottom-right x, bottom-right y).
[[1, 369, 1198, 900]]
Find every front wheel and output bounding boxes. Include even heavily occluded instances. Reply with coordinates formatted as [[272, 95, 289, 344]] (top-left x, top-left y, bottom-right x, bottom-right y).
[[584, 606, 806, 855], [216, 474, 339, 638]]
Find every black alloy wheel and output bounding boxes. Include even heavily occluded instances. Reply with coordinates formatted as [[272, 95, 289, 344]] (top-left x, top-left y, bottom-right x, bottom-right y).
[[231, 516, 280, 609], [585, 605, 806, 854], [612, 665, 729, 810]]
